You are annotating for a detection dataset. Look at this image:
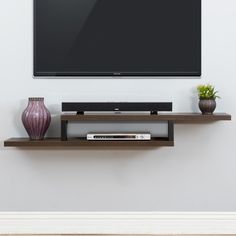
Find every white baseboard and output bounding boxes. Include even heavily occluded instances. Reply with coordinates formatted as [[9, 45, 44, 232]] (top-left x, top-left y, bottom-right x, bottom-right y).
[[0, 212, 236, 234]]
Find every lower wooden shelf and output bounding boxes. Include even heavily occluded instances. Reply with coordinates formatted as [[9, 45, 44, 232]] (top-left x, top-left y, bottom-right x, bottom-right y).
[[4, 138, 174, 147]]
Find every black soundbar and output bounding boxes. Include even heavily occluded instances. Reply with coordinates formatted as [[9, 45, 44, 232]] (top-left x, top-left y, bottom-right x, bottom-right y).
[[62, 102, 172, 115]]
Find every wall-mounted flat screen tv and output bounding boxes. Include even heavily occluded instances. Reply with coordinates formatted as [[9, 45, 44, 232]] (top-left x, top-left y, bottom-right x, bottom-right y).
[[34, 0, 201, 77]]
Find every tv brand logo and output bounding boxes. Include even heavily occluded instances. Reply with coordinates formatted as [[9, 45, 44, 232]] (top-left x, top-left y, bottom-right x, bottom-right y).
[[113, 72, 121, 76]]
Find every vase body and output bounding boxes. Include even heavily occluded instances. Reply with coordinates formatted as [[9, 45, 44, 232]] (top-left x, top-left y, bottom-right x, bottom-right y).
[[22, 98, 51, 140], [199, 99, 216, 115]]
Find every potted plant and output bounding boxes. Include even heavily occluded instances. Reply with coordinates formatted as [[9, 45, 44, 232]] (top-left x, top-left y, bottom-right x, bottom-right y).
[[197, 84, 220, 115]]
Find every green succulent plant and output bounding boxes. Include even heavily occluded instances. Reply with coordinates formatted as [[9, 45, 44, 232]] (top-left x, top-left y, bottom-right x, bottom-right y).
[[197, 84, 220, 100]]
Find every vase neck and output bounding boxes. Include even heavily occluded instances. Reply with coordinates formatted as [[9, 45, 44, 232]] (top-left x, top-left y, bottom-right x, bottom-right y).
[[29, 97, 44, 102], [28, 98, 45, 105]]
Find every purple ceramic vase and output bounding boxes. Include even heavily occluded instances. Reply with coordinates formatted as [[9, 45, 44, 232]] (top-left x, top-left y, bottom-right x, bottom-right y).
[[22, 98, 51, 140]]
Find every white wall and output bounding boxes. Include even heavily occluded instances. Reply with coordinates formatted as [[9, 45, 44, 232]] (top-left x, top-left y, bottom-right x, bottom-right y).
[[0, 0, 235, 211]]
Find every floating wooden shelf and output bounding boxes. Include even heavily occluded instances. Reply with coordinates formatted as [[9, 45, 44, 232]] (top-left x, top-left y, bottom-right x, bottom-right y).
[[4, 138, 174, 147], [4, 113, 231, 148], [61, 113, 231, 123]]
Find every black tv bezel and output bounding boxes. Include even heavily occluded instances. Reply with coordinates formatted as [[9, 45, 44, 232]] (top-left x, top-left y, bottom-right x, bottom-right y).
[[33, 0, 202, 77]]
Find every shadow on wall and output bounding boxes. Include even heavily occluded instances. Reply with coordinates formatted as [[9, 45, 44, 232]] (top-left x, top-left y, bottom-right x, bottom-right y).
[[191, 87, 199, 112], [47, 103, 61, 137]]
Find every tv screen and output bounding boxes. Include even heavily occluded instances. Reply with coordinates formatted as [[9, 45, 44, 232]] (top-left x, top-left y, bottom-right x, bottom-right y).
[[34, 0, 201, 77]]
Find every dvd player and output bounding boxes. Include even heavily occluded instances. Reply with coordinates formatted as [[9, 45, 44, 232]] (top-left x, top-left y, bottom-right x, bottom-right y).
[[87, 133, 151, 141]]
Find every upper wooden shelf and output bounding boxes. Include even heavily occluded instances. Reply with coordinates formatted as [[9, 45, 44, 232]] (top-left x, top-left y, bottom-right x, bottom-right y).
[[61, 113, 231, 123]]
